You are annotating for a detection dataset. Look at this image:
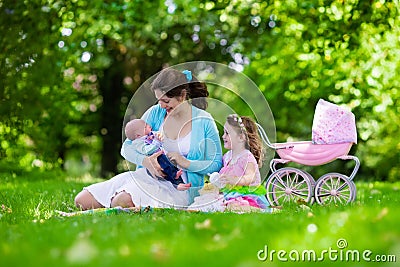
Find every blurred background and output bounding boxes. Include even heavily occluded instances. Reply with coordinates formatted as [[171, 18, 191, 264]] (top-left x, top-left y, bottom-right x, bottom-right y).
[[0, 0, 399, 181]]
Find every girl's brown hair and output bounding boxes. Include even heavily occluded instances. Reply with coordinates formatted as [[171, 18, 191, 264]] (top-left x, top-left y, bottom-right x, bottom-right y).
[[226, 115, 264, 167], [150, 68, 209, 110]]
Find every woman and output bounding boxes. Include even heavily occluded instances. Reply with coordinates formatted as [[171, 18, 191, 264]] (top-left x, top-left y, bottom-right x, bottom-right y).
[[74, 68, 223, 209]]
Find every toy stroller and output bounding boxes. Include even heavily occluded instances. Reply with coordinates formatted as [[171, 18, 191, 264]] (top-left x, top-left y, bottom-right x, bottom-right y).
[[257, 99, 360, 206]]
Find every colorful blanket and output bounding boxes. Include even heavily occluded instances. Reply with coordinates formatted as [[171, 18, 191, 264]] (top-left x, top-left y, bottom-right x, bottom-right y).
[[55, 206, 151, 217]]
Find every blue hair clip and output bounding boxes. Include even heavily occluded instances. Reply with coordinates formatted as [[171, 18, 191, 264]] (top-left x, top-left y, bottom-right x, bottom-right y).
[[182, 70, 192, 82]]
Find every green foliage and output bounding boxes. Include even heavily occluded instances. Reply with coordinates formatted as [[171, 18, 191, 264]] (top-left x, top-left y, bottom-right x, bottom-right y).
[[239, 0, 400, 180], [0, 0, 96, 168], [0, 0, 399, 180]]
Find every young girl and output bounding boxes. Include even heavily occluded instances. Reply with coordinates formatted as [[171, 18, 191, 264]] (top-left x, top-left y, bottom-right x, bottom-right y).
[[188, 114, 270, 212]]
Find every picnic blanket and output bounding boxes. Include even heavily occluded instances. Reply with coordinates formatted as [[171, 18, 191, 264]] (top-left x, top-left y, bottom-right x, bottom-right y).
[[55, 206, 151, 217]]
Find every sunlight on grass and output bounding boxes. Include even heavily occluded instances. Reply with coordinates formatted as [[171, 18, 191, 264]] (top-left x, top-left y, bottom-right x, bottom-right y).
[[0, 171, 399, 267], [64, 173, 105, 184]]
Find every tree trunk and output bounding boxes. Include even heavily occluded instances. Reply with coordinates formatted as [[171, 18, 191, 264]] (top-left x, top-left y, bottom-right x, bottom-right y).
[[99, 52, 125, 178]]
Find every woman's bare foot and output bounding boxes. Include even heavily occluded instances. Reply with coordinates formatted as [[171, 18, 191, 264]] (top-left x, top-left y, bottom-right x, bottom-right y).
[[110, 191, 135, 208]]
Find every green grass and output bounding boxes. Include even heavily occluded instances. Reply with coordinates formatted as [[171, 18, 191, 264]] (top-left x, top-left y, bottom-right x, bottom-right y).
[[0, 169, 399, 267]]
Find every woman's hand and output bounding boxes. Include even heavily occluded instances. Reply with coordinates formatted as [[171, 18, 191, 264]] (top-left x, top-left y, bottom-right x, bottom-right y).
[[142, 150, 165, 178], [167, 152, 190, 169], [154, 132, 163, 142]]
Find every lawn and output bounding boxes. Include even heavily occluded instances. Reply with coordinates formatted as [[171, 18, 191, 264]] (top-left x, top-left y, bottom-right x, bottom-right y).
[[0, 168, 399, 267]]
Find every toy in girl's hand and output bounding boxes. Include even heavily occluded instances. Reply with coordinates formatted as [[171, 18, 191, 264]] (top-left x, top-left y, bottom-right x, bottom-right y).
[[199, 180, 220, 195], [123, 119, 187, 190], [208, 172, 223, 188], [187, 180, 224, 212]]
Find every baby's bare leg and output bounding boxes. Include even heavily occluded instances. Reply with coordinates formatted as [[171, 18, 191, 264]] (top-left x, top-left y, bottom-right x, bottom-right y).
[[176, 169, 183, 178]]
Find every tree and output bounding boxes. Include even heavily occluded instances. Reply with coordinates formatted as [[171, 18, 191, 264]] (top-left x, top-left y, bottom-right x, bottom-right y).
[[0, 1, 73, 168], [234, 0, 400, 180], [1, 0, 399, 181]]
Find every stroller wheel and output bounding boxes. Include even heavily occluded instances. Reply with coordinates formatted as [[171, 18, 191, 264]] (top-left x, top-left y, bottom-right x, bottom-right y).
[[265, 167, 315, 206], [314, 173, 356, 205]]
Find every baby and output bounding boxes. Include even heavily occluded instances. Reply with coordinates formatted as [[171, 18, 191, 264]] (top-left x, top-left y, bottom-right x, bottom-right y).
[[124, 119, 187, 189]]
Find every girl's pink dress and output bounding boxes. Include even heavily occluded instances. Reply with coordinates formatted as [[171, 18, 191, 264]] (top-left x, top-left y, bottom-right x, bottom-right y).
[[220, 150, 260, 185], [220, 150, 269, 211], [187, 150, 270, 212]]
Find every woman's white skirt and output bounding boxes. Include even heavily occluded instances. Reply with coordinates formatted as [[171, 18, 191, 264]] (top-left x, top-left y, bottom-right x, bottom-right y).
[[84, 168, 189, 208]]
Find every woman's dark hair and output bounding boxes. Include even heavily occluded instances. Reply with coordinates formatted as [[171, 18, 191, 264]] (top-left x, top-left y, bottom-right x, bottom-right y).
[[226, 115, 264, 167], [150, 68, 209, 110]]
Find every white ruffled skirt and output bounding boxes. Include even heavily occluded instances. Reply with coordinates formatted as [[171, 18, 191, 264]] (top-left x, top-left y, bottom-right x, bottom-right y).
[[187, 193, 226, 212], [84, 168, 189, 208]]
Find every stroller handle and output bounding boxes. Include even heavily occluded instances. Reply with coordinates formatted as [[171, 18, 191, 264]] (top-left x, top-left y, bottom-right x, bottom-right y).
[[256, 123, 275, 149]]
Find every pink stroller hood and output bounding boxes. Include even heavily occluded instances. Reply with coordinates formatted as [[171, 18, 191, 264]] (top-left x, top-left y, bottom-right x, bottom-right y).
[[312, 99, 357, 144]]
